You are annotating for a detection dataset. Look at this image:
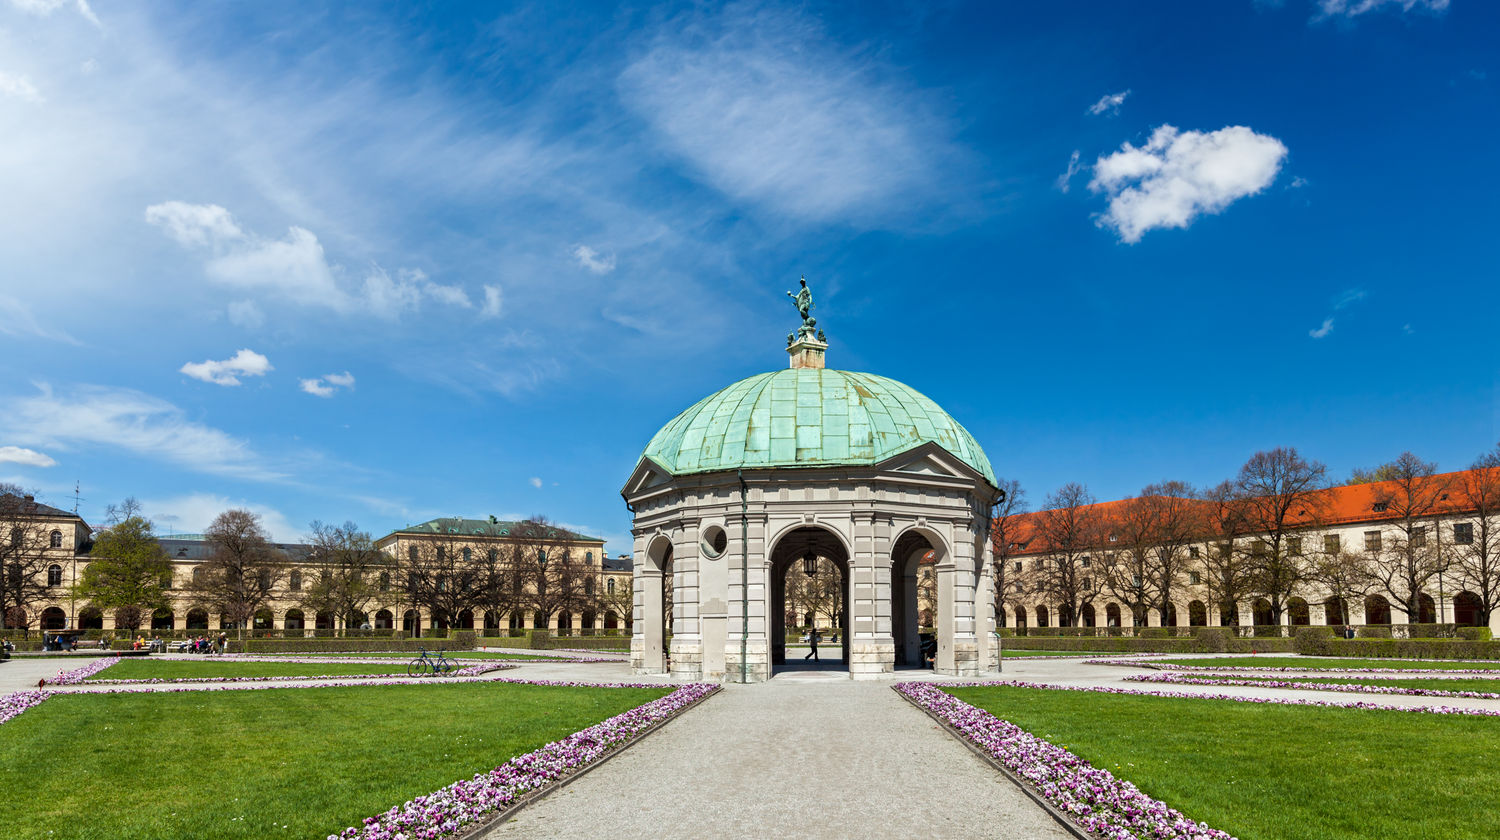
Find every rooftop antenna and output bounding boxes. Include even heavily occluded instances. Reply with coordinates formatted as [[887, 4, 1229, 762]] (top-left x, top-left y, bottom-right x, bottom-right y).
[[72, 480, 84, 515]]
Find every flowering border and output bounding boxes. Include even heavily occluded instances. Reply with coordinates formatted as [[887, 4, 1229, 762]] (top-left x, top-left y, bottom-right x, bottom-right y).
[[0, 656, 121, 726], [85, 662, 515, 685], [228, 654, 621, 664], [1086, 658, 1500, 676], [332, 681, 719, 840], [1123, 672, 1500, 701], [895, 682, 1233, 840]]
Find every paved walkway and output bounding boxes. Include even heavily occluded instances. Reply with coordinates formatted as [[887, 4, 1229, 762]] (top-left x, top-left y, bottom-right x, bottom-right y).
[[485, 673, 1071, 840]]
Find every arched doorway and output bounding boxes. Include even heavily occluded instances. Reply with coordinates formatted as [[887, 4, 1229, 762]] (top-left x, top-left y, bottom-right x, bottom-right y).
[[1252, 598, 1273, 628], [1323, 598, 1346, 626], [1288, 598, 1310, 626], [78, 607, 103, 630], [315, 611, 335, 631], [374, 609, 393, 630], [1365, 595, 1392, 625], [1417, 592, 1436, 624], [41, 606, 67, 630], [253, 609, 273, 631], [1013, 605, 1027, 632], [402, 609, 420, 637], [457, 609, 475, 631], [772, 525, 849, 674], [1219, 600, 1238, 627], [1188, 600, 1207, 627], [638, 535, 673, 674], [1035, 605, 1050, 627], [151, 608, 174, 631], [1105, 603, 1121, 628], [890, 530, 941, 670], [1455, 591, 1483, 627], [188, 608, 210, 630], [1163, 603, 1179, 627], [1081, 603, 1096, 627]]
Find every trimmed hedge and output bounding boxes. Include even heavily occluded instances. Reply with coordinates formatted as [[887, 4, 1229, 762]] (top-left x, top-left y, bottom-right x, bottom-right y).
[[999, 631, 1294, 655], [238, 637, 477, 654], [1294, 629, 1500, 660]]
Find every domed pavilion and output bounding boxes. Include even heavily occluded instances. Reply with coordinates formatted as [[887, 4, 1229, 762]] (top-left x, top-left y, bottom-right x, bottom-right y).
[[622, 281, 1003, 682]]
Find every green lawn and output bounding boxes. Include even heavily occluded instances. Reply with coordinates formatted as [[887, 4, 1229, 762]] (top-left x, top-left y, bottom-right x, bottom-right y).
[[998, 649, 1113, 657], [950, 684, 1500, 840], [83, 659, 434, 680], [1182, 673, 1500, 693], [0, 682, 667, 840], [256, 650, 584, 659], [1162, 656, 1500, 670]]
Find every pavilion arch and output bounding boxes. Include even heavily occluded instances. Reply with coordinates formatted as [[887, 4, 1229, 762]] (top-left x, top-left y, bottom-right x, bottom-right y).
[[1080, 603, 1096, 627], [1323, 598, 1347, 626], [1417, 592, 1436, 624], [1288, 597, 1310, 626], [636, 532, 675, 674], [402, 609, 421, 637], [1188, 600, 1208, 627], [187, 608, 210, 630], [283, 609, 305, 630], [1455, 591, 1484, 627], [1035, 605, 1049, 628], [150, 607, 173, 631], [889, 524, 954, 670], [770, 524, 851, 672], [1162, 603, 1179, 627]]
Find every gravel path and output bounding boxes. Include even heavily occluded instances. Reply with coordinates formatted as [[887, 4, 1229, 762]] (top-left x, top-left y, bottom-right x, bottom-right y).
[[484, 673, 1071, 840]]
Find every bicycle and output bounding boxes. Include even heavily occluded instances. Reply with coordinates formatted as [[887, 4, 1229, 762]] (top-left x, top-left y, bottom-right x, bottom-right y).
[[407, 648, 456, 677]]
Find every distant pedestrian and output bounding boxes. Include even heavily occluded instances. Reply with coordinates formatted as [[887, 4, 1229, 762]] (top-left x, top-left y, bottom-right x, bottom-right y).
[[216, 632, 228, 655], [804, 628, 819, 661], [1343, 625, 1355, 640]]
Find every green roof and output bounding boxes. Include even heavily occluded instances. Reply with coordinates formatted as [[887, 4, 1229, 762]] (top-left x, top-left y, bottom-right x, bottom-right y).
[[390, 518, 603, 544], [639, 368, 995, 486]]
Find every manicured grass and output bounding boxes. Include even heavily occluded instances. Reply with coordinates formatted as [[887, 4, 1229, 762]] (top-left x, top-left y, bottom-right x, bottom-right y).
[[1163, 656, 1500, 670], [0, 682, 667, 839], [998, 649, 1113, 657], [949, 684, 1500, 840], [83, 659, 429, 680], [258, 650, 571, 659], [1184, 673, 1500, 693]]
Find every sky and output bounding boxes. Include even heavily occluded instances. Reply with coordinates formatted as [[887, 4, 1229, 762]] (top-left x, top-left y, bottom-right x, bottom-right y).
[[0, 0, 1494, 553]]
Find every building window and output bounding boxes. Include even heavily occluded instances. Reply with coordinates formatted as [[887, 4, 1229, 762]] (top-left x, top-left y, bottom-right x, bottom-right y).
[[1189, 546, 1200, 559], [1013, 561, 1022, 572], [1189, 572, 1202, 585], [1364, 531, 1382, 552], [380, 571, 391, 592], [408, 546, 418, 562], [1288, 537, 1303, 555], [487, 549, 498, 563], [1412, 526, 1427, 548], [49, 530, 63, 548], [462, 548, 472, 563], [1132, 574, 1142, 588], [1324, 534, 1340, 553], [607, 578, 616, 595], [47, 564, 62, 586], [289, 570, 302, 591], [586, 551, 593, 563], [585, 577, 595, 595], [1455, 523, 1474, 545], [1081, 556, 1091, 568], [1372, 502, 1389, 513], [1108, 534, 1117, 542]]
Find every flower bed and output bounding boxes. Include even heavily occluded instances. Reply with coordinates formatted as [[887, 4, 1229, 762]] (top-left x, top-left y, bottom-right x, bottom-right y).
[[895, 681, 1234, 840], [331, 681, 719, 840], [85, 662, 514, 685], [1086, 658, 1500, 676], [0, 656, 121, 727], [1123, 672, 1500, 701]]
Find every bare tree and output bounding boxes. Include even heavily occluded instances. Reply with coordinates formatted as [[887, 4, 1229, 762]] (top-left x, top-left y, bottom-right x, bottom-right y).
[[597, 562, 633, 633], [194, 509, 284, 639], [0, 486, 55, 631], [511, 518, 588, 633], [398, 534, 481, 632], [988, 479, 1027, 628], [1235, 448, 1327, 624], [1454, 445, 1500, 624], [1200, 480, 1251, 625], [1108, 481, 1202, 628], [1306, 541, 1374, 625], [1033, 483, 1105, 627], [1364, 452, 1452, 623], [471, 541, 523, 634], [300, 521, 384, 629]]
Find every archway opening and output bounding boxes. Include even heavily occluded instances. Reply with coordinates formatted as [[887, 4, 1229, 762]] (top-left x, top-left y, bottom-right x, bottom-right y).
[[188, 608, 210, 630], [1188, 600, 1207, 627], [42, 606, 67, 630], [1288, 598, 1310, 626], [1080, 603, 1096, 628], [770, 526, 849, 674], [1455, 591, 1483, 627], [891, 532, 938, 669], [1417, 592, 1436, 624], [1365, 595, 1392, 625], [1323, 598, 1346, 626]]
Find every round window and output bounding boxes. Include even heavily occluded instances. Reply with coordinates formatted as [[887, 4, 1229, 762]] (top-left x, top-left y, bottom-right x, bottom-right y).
[[701, 525, 729, 559]]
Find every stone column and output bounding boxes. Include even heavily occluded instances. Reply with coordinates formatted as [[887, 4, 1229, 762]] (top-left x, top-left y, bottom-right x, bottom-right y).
[[631, 533, 665, 675], [724, 509, 768, 682], [849, 512, 891, 679], [669, 525, 704, 681]]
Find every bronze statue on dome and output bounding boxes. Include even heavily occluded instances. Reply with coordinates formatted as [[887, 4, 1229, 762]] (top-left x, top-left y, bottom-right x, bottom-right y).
[[786, 276, 818, 339]]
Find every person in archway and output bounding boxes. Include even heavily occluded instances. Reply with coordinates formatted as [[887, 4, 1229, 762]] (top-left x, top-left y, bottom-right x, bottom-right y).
[[804, 627, 819, 661]]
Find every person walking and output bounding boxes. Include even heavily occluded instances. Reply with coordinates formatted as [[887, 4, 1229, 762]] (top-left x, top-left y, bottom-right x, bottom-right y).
[[804, 628, 819, 661], [216, 631, 228, 655]]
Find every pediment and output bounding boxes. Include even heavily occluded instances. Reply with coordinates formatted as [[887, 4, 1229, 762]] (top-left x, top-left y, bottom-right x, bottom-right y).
[[878, 442, 991, 487], [621, 456, 675, 499]]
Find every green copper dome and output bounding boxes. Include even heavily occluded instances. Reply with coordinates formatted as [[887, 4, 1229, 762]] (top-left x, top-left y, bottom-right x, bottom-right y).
[[640, 368, 995, 486]]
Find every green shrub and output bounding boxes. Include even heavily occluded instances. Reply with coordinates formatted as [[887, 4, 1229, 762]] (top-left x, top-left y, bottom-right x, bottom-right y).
[[1317, 638, 1500, 660], [1294, 626, 1333, 656], [529, 629, 552, 650], [1192, 628, 1230, 652], [1458, 626, 1494, 641], [240, 637, 476, 654], [1358, 625, 1393, 639], [1138, 628, 1169, 639], [452, 630, 476, 649]]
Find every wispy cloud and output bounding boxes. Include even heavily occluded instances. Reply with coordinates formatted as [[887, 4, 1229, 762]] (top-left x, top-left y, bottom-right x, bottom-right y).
[[1314, 0, 1448, 20], [479, 284, 503, 319], [529, 476, 543, 489], [7, 0, 99, 27], [1087, 89, 1130, 116], [1309, 288, 1367, 339], [619, 5, 962, 225], [0, 71, 44, 103], [180, 348, 273, 386], [1, 383, 285, 481], [572, 244, 616, 275], [1089, 124, 1287, 243], [0, 296, 79, 344], [145, 492, 299, 542], [0, 446, 56, 468], [300, 372, 354, 398], [1055, 150, 1083, 193]]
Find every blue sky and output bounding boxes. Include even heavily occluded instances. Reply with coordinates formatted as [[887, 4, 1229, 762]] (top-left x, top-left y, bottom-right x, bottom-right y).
[[0, 0, 1493, 552]]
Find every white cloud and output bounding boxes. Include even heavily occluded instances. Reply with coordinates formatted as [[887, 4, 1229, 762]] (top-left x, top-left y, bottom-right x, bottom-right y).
[[1308, 288, 1367, 339], [421, 280, 473, 308], [0, 295, 79, 344], [1, 383, 284, 481], [1055, 150, 1083, 193], [1087, 90, 1130, 116], [300, 371, 354, 398], [1288, 176, 1309, 189], [529, 476, 543, 489], [144, 201, 245, 249], [205, 225, 348, 310], [1315, 0, 1448, 19], [0, 446, 57, 468], [179, 348, 273, 386], [145, 492, 299, 542], [572, 244, 616, 275], [0, 71, 44, 104], [480, 284, 503, 319], [1089, 124, 1288, 243], [1309, 318, 1335, 339], [226, 299, 265, 329], [619, 6, 958, 223], [7, 0, 99, 26]]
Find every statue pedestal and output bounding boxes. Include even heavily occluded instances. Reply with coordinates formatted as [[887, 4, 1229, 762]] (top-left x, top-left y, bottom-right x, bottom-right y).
[[787, 336, 827, 370]]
